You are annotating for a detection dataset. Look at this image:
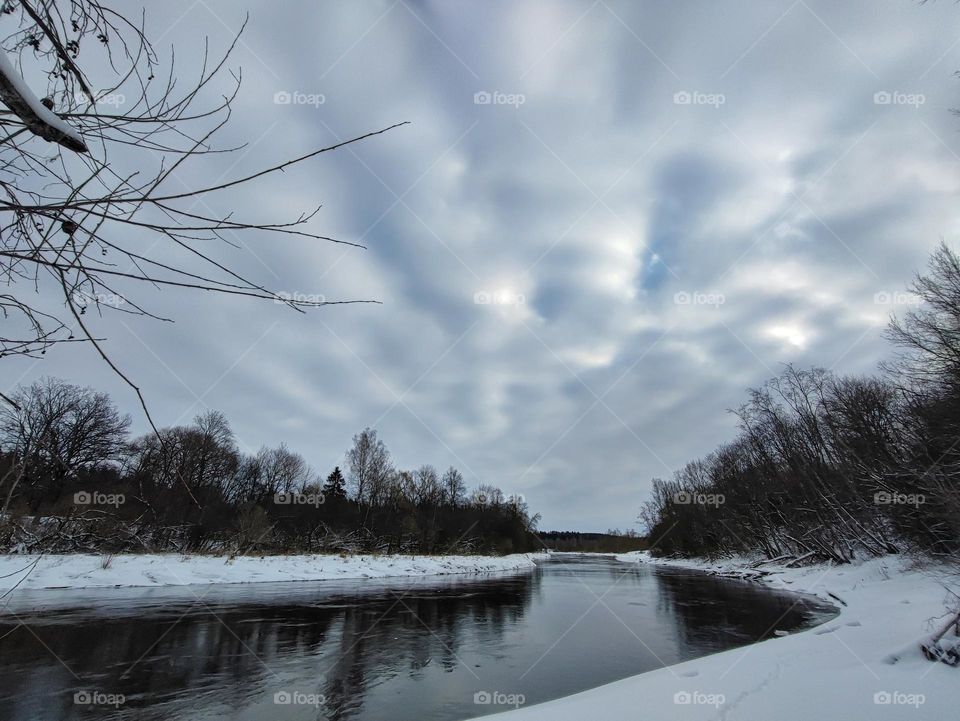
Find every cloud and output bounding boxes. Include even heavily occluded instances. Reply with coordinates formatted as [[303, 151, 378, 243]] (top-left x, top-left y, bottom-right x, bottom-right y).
[[7, 0, 960, 531]]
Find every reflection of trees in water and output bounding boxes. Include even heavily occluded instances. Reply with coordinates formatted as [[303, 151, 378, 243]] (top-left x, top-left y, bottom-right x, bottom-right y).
[[321, 575, 537, 719], [652, 569, 829, 658], [605, 561, 642, 584], [0, 572, 539, 721], [0, 601, 343, 720]]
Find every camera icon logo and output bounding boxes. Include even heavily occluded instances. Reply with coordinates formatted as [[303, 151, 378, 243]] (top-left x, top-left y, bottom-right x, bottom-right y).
[[474, 691, 492, 704]]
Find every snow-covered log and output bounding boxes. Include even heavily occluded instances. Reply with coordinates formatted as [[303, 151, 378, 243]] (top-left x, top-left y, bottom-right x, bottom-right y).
[[0, 47, 87, 153], [784, 550, 819, 567]]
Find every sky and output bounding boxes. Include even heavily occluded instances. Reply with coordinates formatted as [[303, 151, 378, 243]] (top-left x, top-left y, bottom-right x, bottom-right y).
[[6, 0, 960, 532]]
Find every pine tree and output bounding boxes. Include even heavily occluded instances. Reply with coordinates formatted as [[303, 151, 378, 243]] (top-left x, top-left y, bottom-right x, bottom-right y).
[[323, 466, 347, 500]]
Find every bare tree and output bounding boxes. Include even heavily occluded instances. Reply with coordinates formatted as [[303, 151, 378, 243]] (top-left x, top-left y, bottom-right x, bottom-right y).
[[0, 375, 129, 511], [125, 410, 237, 498], [413, 464, 441, 506], [441, 465, 465, 506], [0, 1, 404, 426], [881, 242, 960, 558], [250, 443, 314, 500], [884, 241, 960, 391], [346, 427, 392, 506]]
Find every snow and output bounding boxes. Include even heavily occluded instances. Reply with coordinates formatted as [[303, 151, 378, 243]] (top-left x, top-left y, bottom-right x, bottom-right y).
[[2, 550, 955, 719], [486, 552, 958, 721], [0, 48, 88, 152], [0, 552, 543, 592]]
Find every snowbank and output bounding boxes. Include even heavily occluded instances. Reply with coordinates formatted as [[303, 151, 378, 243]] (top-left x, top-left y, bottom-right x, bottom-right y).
[[0, 552, 543, 592], [487, 552, 957, 721]]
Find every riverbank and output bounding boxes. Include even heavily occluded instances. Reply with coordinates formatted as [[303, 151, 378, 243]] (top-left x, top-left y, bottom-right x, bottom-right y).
[[0, 552, 544, 591], [489, 552, 957, 721]]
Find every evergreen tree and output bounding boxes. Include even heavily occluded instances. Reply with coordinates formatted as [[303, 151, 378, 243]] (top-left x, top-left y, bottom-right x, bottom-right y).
[[323, 466, 348, 500]]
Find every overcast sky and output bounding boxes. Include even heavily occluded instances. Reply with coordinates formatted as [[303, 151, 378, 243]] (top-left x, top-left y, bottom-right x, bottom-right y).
[[7, 0, 960, 531]]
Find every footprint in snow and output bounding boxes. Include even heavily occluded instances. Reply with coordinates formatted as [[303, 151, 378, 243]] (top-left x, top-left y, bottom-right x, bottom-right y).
[[814, 625, 839, 635], [680, 670, 699, 677], [846, 620, 862, 627]]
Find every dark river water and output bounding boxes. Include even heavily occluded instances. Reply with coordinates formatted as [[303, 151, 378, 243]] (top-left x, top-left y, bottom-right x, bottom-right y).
[[0, 555, 836, 721]]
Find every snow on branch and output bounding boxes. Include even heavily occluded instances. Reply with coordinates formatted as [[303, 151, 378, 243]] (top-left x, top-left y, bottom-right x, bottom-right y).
[[0, 47, 87, 153]]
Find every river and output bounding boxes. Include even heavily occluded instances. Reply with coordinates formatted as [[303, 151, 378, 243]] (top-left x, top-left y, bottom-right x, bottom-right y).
[[0, 554, 836, 720]]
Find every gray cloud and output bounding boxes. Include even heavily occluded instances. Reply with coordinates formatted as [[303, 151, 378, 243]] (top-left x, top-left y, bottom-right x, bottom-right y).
[[7, 0, 960, 531]]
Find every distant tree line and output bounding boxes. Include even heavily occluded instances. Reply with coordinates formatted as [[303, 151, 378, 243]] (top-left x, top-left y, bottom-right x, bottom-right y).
[[540, 530, 646, 554], [0, 392, 541, 555], [642, 243, 960, 564]]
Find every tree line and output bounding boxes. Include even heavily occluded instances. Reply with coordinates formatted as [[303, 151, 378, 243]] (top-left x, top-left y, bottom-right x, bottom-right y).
[[540, 530, 646, 554], [0, 391, 541, 556], [641, 243, 960, 564]]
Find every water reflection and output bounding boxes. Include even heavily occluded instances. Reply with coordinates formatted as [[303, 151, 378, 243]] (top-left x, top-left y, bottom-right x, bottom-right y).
[[652, 567, 837, 657], [0, 556, 836, 721]]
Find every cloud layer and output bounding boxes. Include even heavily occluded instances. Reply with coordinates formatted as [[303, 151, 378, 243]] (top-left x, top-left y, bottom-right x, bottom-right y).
[[7, 0, 960, 531]]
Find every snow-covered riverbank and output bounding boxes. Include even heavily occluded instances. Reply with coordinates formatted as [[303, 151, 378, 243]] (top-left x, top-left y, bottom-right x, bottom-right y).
[[0, 552, 544, 591], [488, 552, 957, 721]]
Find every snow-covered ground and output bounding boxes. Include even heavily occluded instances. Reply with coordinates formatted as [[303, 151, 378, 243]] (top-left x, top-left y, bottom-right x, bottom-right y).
[[488, 552, 958, 721], [0, 552, 543, 592]]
